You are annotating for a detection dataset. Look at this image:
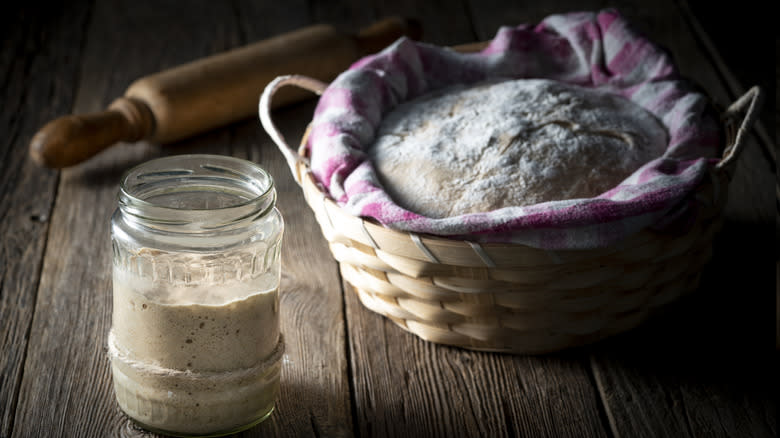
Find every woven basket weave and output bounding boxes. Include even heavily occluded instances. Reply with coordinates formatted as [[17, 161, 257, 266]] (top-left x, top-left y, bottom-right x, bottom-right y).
[[260, 74, 763, 354]]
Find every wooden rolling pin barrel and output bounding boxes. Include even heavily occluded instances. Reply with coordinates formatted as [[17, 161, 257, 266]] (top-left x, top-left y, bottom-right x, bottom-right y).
[[29, 17, 421, 168]]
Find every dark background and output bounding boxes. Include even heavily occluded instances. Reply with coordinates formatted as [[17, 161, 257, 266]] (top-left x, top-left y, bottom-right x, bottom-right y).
[[687, 0, 774, 140], [4, 0, 774, 137]]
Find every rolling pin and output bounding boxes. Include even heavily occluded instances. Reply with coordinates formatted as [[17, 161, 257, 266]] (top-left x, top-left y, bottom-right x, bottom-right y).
[[29, 17, 422, 168]]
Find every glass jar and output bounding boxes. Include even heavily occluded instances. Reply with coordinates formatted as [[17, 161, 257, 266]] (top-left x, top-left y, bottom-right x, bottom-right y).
[[108, 154, 284, 437]]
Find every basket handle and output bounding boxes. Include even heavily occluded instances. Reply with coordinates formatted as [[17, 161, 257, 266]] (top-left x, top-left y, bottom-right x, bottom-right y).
[[716, 86, 763, 171], [259, 75, 329, 183]]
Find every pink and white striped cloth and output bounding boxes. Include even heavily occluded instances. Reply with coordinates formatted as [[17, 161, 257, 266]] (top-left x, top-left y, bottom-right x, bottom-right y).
[[305, 9, 722, 249]]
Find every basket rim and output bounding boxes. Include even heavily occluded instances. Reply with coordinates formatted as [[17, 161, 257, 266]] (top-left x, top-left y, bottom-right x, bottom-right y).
[[293, 125, 730, 269]]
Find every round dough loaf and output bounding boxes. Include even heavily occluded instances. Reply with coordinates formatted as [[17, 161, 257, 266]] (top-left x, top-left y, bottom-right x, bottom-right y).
[[367, 78, 669, 218]]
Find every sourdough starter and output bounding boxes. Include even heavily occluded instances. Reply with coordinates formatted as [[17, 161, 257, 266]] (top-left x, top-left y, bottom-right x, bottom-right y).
[[109, 266, 281, 435]]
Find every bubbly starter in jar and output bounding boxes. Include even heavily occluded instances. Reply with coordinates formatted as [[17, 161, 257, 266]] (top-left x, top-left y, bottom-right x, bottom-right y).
[[109, 250, 282, 435], [109, 154, 284, 436]]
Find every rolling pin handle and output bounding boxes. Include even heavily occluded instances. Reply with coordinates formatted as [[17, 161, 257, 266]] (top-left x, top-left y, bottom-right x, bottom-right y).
[[29, 97, 154, 169], [355, 16, 423, 56]]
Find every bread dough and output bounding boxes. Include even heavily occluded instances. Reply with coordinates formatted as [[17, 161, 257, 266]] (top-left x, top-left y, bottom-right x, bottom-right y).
[[367, 78, 668, 218]]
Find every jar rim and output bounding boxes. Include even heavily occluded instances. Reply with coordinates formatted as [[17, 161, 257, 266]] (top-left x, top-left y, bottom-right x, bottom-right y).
[[119, 154, 274, 211], [117, 154, 276, 233]]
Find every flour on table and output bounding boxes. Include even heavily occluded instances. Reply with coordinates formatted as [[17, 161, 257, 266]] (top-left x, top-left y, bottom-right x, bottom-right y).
[[367, 78, 668, 218]]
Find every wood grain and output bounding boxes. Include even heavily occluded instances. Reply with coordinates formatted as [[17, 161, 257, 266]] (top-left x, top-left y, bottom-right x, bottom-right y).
[[0, 3, 91, 437], [375, 0, 476, 47], [231, 1, 354, 436], [11, 1, 237, 435]]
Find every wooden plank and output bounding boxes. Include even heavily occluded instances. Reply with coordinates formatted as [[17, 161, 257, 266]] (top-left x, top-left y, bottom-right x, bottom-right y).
[[308, 0, 375, 35], [0, 3, 91, 437], [469, 1, 775, 437], [237, 103, 355, 438], [10, 1, 237, 435], [343, 299, 611, 438], [314, 1, 610, 437], [12, 1, 350, 436], [230, 2, 355, 436], [374, 0, 476, 47]]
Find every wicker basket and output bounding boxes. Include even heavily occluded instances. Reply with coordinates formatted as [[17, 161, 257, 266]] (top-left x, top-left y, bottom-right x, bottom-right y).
[[260, 74, 763, 354]]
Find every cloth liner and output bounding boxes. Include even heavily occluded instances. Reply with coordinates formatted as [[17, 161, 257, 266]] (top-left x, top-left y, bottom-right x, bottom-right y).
[[305, 9, 722, 250]]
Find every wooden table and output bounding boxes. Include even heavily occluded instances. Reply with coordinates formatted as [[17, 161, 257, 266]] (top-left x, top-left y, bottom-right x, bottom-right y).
[[2, 1, 776, 437]]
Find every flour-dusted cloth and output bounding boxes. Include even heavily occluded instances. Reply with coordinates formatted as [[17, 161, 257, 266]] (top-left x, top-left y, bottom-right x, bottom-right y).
[[305, 9, 722, 250]]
